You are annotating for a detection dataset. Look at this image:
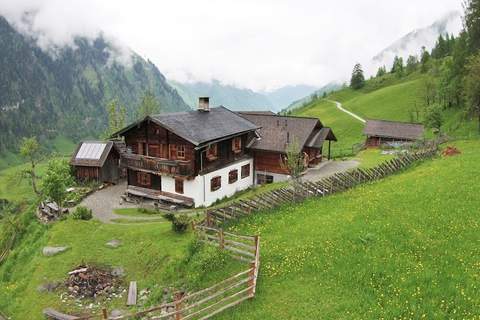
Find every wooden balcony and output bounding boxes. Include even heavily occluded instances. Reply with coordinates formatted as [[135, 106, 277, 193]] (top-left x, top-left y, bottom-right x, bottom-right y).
[[120, 153, 193, 177]]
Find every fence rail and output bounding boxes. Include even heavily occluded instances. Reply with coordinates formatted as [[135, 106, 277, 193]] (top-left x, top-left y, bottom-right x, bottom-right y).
[[202, 147, 438, 227], [44, 227, 260, 320]]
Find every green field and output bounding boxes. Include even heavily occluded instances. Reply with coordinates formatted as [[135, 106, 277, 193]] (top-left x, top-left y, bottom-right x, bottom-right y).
[[212, 140, 480, 319]]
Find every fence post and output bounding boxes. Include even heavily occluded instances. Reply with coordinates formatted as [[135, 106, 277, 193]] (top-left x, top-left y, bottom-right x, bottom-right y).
[[102, 308, 108, 320], [249, 235, 260, 298], [206, 210, 211, 227], [174, 292, 184, 320], [219, 229, 225, 249]]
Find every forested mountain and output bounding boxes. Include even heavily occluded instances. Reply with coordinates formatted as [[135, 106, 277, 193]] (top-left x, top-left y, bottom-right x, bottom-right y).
[[0, 16, 189, 152], [171, 80, 319, 112]]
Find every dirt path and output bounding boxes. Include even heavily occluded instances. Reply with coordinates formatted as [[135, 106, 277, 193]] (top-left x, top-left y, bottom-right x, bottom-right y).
[[327, 99, 366, 123], [79, 182, 165, 224]]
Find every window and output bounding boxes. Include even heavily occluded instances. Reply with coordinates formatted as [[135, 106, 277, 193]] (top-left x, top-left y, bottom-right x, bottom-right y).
[[257, 174, 273, 185], [177, 145, 186, 159], [228, 170, 238, 184], [148, 144, 160, 158], [210, 176, 221, 191], [137, 172, 151, 186], [241, 164, 250, 179], [232, 137, 242, 153], [175, 178, 184, 194], [207, 144, 218, 160]]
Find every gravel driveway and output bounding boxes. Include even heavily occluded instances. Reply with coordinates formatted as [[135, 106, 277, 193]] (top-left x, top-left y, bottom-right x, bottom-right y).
[[302, 160, 359, 182], [79, 181, 163, 223]]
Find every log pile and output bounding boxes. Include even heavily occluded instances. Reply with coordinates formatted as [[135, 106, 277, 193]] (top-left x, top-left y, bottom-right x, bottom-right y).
[[442, 146, 461, 157], [37, 201, 68, 224], [65, 265, 122, 299]]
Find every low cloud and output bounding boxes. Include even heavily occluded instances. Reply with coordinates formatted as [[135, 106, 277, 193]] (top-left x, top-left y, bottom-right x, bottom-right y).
[[0, 0, 463, 90]]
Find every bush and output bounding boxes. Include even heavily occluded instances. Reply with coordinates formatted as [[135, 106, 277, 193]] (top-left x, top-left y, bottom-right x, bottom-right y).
[[72, 206, 93, 220], [163, 212, 176, 222], [171, 214, 191, 233]]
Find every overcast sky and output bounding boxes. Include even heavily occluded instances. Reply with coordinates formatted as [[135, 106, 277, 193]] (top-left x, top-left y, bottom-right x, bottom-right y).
[[0, 0, 463, 91]]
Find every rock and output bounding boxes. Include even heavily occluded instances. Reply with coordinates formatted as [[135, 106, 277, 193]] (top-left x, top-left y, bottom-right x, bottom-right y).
[[110, 309, 124, 317], [37, 281, 61, 293], [42, 246, 69, 256], [111, 267, 125, 277], [106, 239, 122, 248]]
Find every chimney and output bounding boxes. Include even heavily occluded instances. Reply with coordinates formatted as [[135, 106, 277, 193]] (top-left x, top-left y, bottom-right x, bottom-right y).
[[198, 97, 210, 112]]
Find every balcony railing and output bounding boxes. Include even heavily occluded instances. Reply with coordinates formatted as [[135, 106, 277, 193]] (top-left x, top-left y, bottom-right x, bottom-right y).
[[120, 153, 193, 177]]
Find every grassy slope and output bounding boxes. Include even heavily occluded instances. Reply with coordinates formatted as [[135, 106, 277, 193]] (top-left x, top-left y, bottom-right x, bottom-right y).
[[294, 100, 364, 155], [0, 217, 194, 318], [293, 74, 478, 157], [217, 140, 480, 319]]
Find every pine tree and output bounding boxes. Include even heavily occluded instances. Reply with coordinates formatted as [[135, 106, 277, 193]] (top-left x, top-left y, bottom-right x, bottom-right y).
[[391, 56, 404, 77], [406, 55, 419, 74], [376, 66, 387, 77], [350, 63, 365, 90], [420, 47, 431, 73], [464, 0, 480, 53], [464, 53, 480, 132]]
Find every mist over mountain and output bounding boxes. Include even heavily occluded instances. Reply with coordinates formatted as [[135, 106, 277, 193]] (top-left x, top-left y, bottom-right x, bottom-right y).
[[370, 10, 462, 72], [0, 15, 189, 152], [169, 80, 274, 111], [171, 80, 319, 112]]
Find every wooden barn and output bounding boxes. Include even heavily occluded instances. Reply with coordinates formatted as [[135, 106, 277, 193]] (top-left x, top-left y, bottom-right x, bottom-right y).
[[238, 112, 337, 185], [364, 119, 424, 147], [70, 141, 123, 184]]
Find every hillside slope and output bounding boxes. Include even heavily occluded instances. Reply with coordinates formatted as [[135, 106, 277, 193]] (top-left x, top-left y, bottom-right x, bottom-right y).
[[218, 140, 480, 319], [0, 16, 189, 152], [293, 73, 478, 156]]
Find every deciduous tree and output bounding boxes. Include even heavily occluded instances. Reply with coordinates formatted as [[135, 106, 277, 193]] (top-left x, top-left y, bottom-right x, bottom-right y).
[[19, 137, 41, 196], [137, 90, 160, 119], [41, 159, 74, 211]]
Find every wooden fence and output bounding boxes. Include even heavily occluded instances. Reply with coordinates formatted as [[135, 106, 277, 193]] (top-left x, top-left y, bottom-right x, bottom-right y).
[[44, 227, 260, 320], [202, 147, 438, 227]]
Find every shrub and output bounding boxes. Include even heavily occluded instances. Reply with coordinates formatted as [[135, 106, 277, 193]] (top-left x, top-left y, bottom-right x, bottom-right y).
[[171, 214, 191, 233], [72, 206, 93, 220], [163, 212, 176, 222]]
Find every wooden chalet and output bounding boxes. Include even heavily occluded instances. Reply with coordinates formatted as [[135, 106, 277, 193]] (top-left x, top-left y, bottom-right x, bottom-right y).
[[111, 98, 259, 207], [70, 141, 122, 184], [238, 112, 337, 185], [364, 119, 424, 147]]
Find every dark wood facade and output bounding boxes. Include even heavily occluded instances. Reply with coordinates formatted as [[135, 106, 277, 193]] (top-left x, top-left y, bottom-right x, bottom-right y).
[[73, 148, 121, 184], [121, 119, 251, 181]]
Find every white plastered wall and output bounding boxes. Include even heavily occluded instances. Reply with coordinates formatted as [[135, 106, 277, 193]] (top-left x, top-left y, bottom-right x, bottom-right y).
[[161, 158, 254, 207]]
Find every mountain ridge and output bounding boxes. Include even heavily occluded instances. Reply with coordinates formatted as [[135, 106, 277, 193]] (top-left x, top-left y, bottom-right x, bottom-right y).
[[0, 15, 189, 152]]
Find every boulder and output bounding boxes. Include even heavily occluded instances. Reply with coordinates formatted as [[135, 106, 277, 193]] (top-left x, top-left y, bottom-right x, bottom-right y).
[[42, 246, 69, 256], [106, 239, 122, 248]]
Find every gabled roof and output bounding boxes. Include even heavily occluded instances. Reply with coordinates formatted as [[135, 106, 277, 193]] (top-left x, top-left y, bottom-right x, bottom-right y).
[[364, 119, 424, 140], [70, 141, 115, 167], [237, 113, 335, 153], [306, 127, 337, 148], [113, 106, 259, 147]]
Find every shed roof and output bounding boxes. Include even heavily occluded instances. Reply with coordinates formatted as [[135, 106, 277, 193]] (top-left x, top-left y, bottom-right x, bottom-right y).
[[70, 141, 114, 167], [113, 106, 259, 147], [237, 113, 336, 153], [364, 119, 424, 140]]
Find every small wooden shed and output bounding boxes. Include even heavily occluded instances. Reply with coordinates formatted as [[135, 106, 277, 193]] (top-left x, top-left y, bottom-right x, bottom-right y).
[[70, 141, 121, 184], [364, 120, 424, 147]]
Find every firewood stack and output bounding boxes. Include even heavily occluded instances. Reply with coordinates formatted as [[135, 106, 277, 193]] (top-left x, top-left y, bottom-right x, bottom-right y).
[[65, 265, 121, 298], [442, 146, 461, 157]]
